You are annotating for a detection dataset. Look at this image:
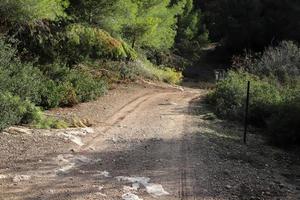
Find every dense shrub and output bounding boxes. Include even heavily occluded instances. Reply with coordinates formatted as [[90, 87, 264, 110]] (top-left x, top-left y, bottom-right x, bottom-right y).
[[66, 68, 107, 102], [0, 0, 68, 24], [251, 41, 300, 85], [39, 62, 107, 108], [12, 21, 66, 64], [0, 92, 43, 131], [208, 69, 300, 145], [133, 59, 183, 84], [268, 93, 300, 146], [40, 80, 75, 108], [65, 24, 137, 62], [0, 38, 44, 104], [0, 93, 26, 131], [208, 71, 282, 126]]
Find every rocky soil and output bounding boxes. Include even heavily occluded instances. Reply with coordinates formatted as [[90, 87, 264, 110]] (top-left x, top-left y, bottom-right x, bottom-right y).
[[0, 81, 299, 200]]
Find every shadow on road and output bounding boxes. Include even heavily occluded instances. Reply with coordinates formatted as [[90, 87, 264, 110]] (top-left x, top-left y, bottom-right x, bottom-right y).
[[2, 97, 299, 200]]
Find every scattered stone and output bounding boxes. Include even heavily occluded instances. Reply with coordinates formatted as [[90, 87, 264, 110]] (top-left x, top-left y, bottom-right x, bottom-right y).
[[65, 135, 84, 146], [0, 174, 8, 179], [56, 163, 76, 175], [6, 127, 32, 135], [13, 175, 31, 183], [97, 186, 104, 191], [82, 127, 94, 134], [122, 193, 143, 200], [146, 183, 170, 197], [226, 185, 232, 189], [116, 176, 169, 197], [95, 192, 107, 197], [75, 156, 92, 164], [99, 171, 110, 178]]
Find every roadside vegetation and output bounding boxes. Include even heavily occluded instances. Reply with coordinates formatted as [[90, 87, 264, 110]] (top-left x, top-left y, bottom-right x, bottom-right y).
[[207, 41, 300, 146], [0, 0, 209, 130], [0, 0, 299, 148]]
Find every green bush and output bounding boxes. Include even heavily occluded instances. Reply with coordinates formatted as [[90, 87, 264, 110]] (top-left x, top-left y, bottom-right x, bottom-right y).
[[66, 68, 107, 102], [268, 94, 300, 146], [134, 59, 182, 84], [40, 80, 62, 109], [239, 41, 300, 86], [39, 62, 107, 108], [0, 38, 44, 104], [0, 93, 26, 131], [65, 24, 137, 62], [208, 71, 282, 126], [208, 70, 300, 145], [0, 92, 44, 131]]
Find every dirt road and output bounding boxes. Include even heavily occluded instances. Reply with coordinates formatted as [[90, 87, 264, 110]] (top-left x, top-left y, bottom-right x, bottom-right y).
[[0, 83, 299, 200]]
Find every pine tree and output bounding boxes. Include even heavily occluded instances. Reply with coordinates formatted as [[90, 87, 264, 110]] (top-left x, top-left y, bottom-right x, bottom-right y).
[[0, 0, 68, 24]]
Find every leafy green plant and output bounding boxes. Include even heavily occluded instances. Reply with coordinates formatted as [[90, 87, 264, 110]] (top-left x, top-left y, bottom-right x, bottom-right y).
[[0, 93, 26, 131], [65, 24, 136, 62], [208, 71, 282, 126], [132, 59, 182, 84], [267, 93, 300, 146], [0, 0, 68, 24], [31, 115, 69, 129], [253, 41, 300, 85], [0, 38, 44, 104], [66, 68, 107, 102]]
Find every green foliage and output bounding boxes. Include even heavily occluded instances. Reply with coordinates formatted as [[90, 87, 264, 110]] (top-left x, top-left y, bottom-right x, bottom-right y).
[[0, 0, 186, 131], [134, 59, 182, 84], [0, 93, 26, 131], [0, 38, 43, 104], [248, 41, 300, 85], [66, 68, 107, 102], [174, 0, 209, 59], [39, 61, 107, 107], [268, 93, 300, 146], [65, 24, 136, 61], [12, 21, 66, 64], [208, 70, 300, 145], [127, 0, 182, 50], [208, 71, 281, 126], [0, 91, 68, 130], [67, 0, 119, 24], [31, 114, 69, 129], [68, 0, 182, 50], [0, 0, 68, 24], [208, 40, 300, 146]]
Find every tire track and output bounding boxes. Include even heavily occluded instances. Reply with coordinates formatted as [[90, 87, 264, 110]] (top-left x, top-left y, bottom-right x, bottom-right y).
[[81, 90, 185, 151]]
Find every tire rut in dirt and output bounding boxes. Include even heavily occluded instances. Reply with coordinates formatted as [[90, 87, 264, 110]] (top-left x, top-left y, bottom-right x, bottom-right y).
[[81, 93, 154, 150], [180, 136, 197, 200]]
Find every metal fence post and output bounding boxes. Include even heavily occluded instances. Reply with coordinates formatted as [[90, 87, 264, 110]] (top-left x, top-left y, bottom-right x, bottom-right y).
[[244, 81, 250, 144]]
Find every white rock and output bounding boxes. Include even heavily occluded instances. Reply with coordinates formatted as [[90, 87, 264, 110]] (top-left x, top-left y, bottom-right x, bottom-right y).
[[74, 156, 92, 164], [13, 175, 31, 183], [66, 135, 84, 146], [122, 193, 143, 200], [6, 127, 32, 135], [99, 171, 110, 177], [0, 174, 8, 179], [83, 127, 94, 134], [95, 192, 107, 197], [116, 176, 169, 197], [145, 183, 170, 197], [56, 163, 75, 175]]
